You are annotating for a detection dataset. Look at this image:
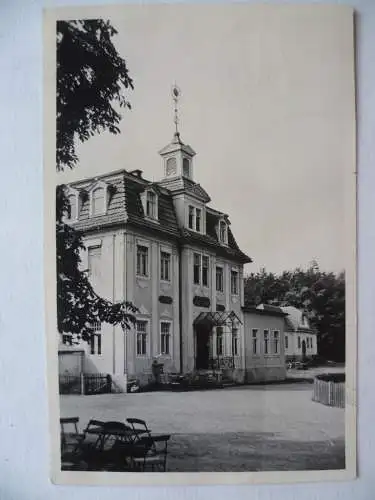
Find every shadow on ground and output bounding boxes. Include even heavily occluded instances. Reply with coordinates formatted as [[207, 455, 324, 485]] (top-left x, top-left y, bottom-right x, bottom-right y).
[[167, 431, 345, 472]]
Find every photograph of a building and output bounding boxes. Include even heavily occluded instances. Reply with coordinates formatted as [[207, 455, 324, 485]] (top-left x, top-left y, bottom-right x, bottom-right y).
[[48, 4, 355, 482]]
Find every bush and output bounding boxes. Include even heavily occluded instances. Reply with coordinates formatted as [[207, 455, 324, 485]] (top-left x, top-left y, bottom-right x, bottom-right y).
[[316, 373, 345, 383]]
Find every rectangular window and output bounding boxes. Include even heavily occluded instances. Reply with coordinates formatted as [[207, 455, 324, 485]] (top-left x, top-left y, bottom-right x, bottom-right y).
[[219, 220, 227, 243], [160, 251, 171, 281], [273, 330, 279, 354], [216, 266, 224, 292], [232, 327, 239, 356], [90, 321, 102, 355], [146, 191, 156, 218], [136, 320, 147, 356], [252, 329, 258, 354], [231, 270, 239, 295], [306, 337, 310, 348], [196, 208, 202, 232], [193, 253, 201, 284], [188, 206, 194, 229], [298, 336, 301, 349], [264, 330, 269, 354], [136, 245, 149, 277], [88, 246, 101, 278], [160, 322, 171, 355], [216, 327, 223, 356], [202, 255, 209, 287], [285, 334, 289, 349]]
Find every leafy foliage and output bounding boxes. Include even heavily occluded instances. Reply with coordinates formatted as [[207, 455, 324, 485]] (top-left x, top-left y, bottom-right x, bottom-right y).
[[56, 20, 137, 341], [244, 261, 345, 361], [57, 19, 134, 171]]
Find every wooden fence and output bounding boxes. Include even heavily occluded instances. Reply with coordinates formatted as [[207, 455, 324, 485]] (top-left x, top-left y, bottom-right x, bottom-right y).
[[59, 373, 112, 395], [312, 374, 345, 408]]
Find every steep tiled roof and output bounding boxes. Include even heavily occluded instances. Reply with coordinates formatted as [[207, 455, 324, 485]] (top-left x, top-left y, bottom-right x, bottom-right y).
[[158, 176, 211, 202], [63, 169, 252, 263], [242, 305, 287, 317]]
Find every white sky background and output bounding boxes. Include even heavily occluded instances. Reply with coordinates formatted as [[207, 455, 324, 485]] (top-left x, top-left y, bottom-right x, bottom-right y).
[[57, 4, 355, 275]]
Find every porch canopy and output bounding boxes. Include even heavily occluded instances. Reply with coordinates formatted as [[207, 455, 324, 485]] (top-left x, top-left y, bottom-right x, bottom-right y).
[[194, 310, 242, 329]]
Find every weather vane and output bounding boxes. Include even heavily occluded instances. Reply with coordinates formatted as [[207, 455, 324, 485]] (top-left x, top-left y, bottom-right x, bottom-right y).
[[171, 84, 181, 135]]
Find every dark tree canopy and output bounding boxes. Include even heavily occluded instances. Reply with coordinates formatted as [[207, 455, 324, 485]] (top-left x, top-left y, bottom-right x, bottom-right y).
[[244, 262, 345, 362], [56, 20, 136, 341], [57, 19, 134, 171]]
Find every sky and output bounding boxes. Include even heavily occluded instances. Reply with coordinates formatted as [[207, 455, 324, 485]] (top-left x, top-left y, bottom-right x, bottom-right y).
[[56, 4, 355, 275]]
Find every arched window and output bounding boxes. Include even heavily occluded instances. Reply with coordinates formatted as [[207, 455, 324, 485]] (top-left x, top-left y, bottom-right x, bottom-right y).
[[183, 158, 190, 178], [166, 157, 177, 176], [92, 187, 105, 216]]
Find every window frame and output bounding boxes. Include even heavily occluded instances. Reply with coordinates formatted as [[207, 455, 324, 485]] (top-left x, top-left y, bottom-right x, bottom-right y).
[[89, 181, 108, 218], [230, 268, 239, 296], [160, 250, 171, 282], [136, 243, 150, 278], [193, 252, 210, 287], [219, 219, 228, 245], [90, 321, 102, 356], [165, 156, 177, 177], [263, 329, 270, 355], [216, 265, 224, 293], [160, 320, 172, 356], [182, 157, 191, 178], [136, 319, 148, 357], [252, 328, 258, 355], [273, 330, 280, 354], [285, 334, 289, 350], [87, 244, 102, 279], [187, 205, 204, 234]]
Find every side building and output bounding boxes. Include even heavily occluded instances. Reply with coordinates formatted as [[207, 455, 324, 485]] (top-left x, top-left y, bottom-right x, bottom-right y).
[[281, 306, 318, 361]]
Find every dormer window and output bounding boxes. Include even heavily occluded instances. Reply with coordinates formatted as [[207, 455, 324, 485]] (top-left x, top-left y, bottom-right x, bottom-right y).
[[188, 205, 204, 233], [92, 187, 105, 215], [64, 187, 80, 222], [183, 158, 190, 178], [166, 157, 177, 177], [89, 180, 108, 217], [141, 188, 158, 221], [146, 191, 156, 218], [219, 220, 228, 244]]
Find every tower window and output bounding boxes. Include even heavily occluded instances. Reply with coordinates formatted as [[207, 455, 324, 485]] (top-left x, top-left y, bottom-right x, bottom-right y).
[[183, 158, 190, 178]]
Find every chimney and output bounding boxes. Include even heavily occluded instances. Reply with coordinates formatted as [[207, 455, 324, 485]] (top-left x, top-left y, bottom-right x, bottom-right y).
[[129, 169, 143, 178]]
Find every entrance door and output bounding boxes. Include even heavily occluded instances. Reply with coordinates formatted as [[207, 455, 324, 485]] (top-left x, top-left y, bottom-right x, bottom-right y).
[[195, 324, 211, 370]]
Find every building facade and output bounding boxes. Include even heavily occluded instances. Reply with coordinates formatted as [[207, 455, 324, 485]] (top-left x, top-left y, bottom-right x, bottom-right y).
[[243, 306, 287, 382], [59, 130, 252, 389]]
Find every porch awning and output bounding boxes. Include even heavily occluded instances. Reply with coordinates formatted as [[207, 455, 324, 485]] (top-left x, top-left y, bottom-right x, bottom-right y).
[[194, 310, 242, 328]]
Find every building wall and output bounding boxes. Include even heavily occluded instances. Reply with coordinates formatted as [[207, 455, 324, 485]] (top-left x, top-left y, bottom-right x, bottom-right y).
[[243, 313, 286, 382], [284, 330, 318, 359]]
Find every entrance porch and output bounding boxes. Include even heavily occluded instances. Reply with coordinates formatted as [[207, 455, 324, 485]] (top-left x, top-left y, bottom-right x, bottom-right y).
[[193, 311, 243, 377]]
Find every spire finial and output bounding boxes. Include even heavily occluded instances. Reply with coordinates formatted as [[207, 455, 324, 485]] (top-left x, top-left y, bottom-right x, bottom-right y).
[[171, 84, 181, 138]]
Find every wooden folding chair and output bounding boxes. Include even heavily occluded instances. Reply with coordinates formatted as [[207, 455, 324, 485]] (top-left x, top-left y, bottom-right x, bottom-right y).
[[132, 434, 171, 472]]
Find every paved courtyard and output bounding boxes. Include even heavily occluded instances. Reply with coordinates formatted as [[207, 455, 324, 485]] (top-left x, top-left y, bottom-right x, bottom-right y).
[[60, 382, 345, 471]]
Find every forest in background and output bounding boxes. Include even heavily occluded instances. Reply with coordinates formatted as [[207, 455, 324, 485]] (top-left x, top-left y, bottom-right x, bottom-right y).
[[244, 261, 345, 362]]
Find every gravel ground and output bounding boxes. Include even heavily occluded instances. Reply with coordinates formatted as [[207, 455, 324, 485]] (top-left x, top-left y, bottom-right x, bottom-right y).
[[60, 382, 345, 471]]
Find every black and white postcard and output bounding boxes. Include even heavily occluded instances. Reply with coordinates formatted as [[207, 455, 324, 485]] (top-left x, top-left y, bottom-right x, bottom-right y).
[[44, 3, 357, 486]]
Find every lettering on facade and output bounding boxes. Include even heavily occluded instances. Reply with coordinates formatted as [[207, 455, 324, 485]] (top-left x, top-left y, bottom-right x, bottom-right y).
[[193, 296, 211, 308], [159, 295, 173, 304]]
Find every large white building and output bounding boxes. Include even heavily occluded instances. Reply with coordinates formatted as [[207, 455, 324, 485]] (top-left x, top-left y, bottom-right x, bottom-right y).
[[59, 127, 288, 389]]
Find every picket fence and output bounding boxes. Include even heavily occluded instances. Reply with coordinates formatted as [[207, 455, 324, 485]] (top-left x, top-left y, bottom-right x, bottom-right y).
[[312, 374, 345, 408]]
